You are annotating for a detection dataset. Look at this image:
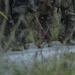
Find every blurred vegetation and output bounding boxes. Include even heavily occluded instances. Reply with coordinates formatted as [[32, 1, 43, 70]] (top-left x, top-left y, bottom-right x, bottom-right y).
[[0, 0, 61, 51], [26, 9, 61, 42], [0, 1, 75, 75], [0, 52, 75, 75]]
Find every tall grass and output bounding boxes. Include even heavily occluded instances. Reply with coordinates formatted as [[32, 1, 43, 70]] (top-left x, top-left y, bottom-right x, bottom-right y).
[[0, 52, 75, 75], [0, 0, 61, 52], [0, 1, 75, 75]]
